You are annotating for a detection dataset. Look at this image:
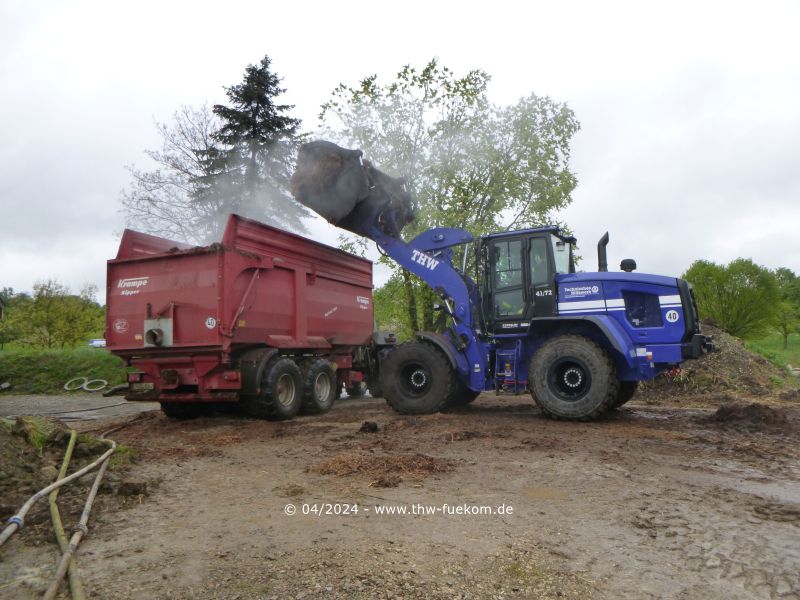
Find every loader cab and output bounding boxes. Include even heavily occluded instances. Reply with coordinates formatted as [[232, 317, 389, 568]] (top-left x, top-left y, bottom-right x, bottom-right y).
[[479, 227, 575, 334]]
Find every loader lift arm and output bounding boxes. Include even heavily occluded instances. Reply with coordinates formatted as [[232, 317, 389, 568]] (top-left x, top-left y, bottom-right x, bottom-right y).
[[289, 140, 488, 392], [363, 222, 487, 391]]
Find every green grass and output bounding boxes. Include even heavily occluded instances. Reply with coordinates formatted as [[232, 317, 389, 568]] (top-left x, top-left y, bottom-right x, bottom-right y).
[[0, 348, 128, 394], [747, 332, 800, 370], [109, 443, 136, 469]]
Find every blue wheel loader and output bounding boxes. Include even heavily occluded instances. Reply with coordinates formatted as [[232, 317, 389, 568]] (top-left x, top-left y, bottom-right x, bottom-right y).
[[290, 141, 713, 420]]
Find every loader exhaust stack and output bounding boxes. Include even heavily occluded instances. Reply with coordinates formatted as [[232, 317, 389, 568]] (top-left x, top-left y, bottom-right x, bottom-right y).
[[290, 141, 415, 238]]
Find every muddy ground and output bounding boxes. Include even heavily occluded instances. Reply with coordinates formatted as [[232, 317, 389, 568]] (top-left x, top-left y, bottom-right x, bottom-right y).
[[1, 393, 799, 600]]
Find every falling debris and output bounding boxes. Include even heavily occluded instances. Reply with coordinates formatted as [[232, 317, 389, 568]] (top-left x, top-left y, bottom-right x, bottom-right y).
[[290, 140, 415, 237]]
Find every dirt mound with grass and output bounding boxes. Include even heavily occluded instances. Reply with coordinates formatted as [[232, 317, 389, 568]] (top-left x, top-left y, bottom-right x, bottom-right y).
[[637, 324, 797, 405], [0, 416, 132, 545]]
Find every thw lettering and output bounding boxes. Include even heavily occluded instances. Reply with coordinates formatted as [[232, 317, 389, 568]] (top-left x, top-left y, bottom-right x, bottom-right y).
[[410, 249, 440, 271]]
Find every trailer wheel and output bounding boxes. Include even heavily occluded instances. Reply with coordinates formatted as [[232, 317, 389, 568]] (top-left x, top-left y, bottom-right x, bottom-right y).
[[381, 343, 456, 414], [528, 335, 617, 421], [160, 402, 205, 419], [610, 381, 639, 409], [301, 359, 336, 415], [242, 358, 303, 420]]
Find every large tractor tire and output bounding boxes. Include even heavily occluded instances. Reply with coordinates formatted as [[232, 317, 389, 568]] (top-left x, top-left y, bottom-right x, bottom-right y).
[[445, 381, 481, 408], [300, 359, 337, 415], [241, 357, 303, 420], [381, 342, 456, 414], [528, 335, 618, 421], [610, 381, 639, 409]]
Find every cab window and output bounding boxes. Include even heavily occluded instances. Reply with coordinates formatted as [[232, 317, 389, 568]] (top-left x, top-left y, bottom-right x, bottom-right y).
[[495, 289, 525, 317], [529, 237, 549, 286], [493, 239, 524, 317], [494, 240, 522, 289]]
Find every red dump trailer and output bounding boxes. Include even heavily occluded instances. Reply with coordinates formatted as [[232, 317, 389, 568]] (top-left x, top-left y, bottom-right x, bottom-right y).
[[106, 214, 391, 419]]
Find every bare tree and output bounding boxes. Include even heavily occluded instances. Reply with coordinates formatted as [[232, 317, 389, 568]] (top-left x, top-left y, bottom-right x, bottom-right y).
[[121, 105, 227, 243]]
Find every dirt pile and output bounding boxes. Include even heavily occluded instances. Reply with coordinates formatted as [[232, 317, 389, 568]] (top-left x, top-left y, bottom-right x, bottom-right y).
[[637, 324, 796, 404], [308, 451, 455, 486], [712, 402, 789, 425]]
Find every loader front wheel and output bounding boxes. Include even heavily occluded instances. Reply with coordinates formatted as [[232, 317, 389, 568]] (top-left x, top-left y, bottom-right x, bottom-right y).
[[381, 343, 456, 414], [610, 381, 639, 409], [242, 357, 303, 420], [528, 335, 617, 421]]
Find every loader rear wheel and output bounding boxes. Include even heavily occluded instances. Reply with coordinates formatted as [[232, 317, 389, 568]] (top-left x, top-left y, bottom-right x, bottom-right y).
[[610, 381, 639, 409], [242, 358, 303, 420], [301, 359, 336, 415], [381, 343, 456, 414], [446, 382, 481, 407], [528, 335, 617, 421]]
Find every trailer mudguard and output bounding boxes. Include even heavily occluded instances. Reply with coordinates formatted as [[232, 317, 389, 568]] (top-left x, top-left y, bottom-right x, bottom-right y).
[[238, 347, 280, 396]]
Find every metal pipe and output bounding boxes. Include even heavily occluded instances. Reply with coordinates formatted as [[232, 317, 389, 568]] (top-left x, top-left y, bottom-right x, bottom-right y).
[[597, 232, 609, 272]]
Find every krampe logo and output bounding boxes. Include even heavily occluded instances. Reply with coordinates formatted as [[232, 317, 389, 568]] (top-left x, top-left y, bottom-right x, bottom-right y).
[[118, 277, 149, 289]]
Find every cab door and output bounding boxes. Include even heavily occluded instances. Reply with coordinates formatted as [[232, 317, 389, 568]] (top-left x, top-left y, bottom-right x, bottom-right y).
[[528, 236, 557, 317], [488, 237, 527, 332], [485, 234, 557, 334]]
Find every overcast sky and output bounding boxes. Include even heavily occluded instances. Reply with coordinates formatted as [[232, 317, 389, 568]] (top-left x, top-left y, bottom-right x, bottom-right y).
[[1, 0, 799, 298]]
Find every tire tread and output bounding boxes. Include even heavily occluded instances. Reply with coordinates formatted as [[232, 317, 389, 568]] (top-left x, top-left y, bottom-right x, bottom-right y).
[[529, 335, 618, 421]]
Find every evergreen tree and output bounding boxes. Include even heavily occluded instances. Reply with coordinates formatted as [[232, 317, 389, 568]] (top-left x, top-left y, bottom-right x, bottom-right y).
[[122, 56, 309, 243], [211, 55, 309, 232]]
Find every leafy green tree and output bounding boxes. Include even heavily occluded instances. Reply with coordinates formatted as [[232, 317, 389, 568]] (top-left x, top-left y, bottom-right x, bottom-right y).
[[0, 289, 32, 350], [12, 281, 104, 349], [774, 268, 800, 349], [373, 273, 416, 341], [683, 259, 780, 339], [321, 59, 580, 332]]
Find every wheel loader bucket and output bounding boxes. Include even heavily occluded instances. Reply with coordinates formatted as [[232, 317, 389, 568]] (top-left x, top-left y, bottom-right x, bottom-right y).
[[290, 140, 415, 238]]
